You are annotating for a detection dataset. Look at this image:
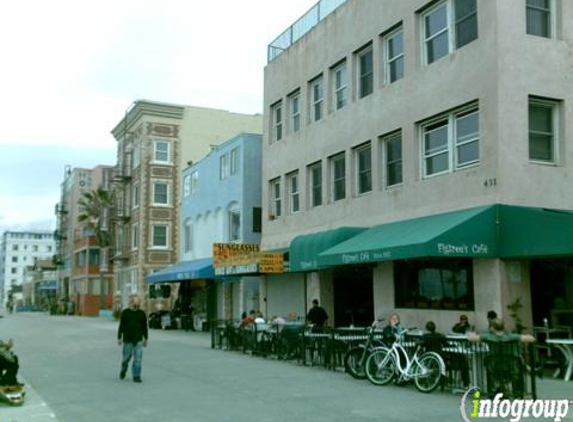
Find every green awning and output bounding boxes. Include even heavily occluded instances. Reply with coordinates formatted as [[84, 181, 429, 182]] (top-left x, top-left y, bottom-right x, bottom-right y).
[[289, 227, 366, 272], [499, 206, 573, 258], [318, 205, 499, 266]]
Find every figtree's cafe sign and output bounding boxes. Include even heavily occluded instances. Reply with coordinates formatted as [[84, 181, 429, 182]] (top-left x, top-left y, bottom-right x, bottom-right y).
[[212, 243, 284, 275]]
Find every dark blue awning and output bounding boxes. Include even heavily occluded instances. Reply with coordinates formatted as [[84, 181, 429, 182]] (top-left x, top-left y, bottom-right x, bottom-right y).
[[146, 258, 215, 284]]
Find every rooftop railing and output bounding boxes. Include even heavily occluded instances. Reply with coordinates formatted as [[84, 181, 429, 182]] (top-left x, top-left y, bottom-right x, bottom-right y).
[[267, 0, 348, 63]]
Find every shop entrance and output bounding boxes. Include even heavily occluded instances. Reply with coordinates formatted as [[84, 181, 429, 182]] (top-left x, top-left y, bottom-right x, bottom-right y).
[[333, 265, 374, 327], [530, 259, 572, 327]]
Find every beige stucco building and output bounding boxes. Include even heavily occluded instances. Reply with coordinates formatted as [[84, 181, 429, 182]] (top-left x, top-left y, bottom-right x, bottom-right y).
[[261, 0, 573, 332], [110, 100, 262, 311]]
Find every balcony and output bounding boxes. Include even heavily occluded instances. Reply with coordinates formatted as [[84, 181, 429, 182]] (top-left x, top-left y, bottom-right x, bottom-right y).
[[112, 205, 131, 221], [267, 0, 348, 62], [55, 203, 68, 215], [54, 229, 67, 241]]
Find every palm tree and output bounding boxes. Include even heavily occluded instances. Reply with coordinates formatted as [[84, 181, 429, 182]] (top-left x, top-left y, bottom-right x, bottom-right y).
[[77, 187, 114, 311]]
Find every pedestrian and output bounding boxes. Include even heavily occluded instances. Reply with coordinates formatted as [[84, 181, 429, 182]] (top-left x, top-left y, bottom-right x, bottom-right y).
[[306, 299, 328, 331], [117, 296, 148, 383], [452, 314, 472, 334]]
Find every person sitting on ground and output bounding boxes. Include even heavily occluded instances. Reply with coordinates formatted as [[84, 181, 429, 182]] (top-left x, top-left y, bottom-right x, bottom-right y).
[[0, 339, 20, 386], [382, 312, 404, 344], [452, 314, 472, 334]]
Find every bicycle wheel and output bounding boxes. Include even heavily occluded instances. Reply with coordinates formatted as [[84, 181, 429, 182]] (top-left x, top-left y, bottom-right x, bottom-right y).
[[344, 346, 369, 379], [365, 348, 395, 386], [413, 353, 443, 393]]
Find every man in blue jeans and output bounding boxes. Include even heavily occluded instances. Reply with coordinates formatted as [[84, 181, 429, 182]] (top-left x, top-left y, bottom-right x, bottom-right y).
[[117, 296, 148, 383]]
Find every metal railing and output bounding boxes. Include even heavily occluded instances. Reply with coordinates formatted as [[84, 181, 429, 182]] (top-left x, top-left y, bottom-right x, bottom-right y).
[[267, 0, 348, 62]]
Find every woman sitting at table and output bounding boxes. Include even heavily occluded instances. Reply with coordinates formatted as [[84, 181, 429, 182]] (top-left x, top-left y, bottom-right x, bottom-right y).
[[382, 312, 404, 344]]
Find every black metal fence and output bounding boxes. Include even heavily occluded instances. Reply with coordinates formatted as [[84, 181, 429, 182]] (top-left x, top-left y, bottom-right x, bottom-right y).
[[211, 321, 537, 398]]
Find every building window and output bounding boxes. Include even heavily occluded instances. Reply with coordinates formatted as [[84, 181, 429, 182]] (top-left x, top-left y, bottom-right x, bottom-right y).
[[422, 0, 478, 65], [132, 144, 140, 169], [183, 174, 191, 197], [384, 28, 404, 84], [220, 154, 229, 180], [184, 220, 193, 253], [154, 140, 170, 163], [11, 268, 17, 274], [152, 225, 168, 248], [529, 97, 559, 163], [526, 0, 553, 38], [228, 208, 241, 242], [132, 224, 139, 250], [309, 162, 322, 207], [191, 171, 199, 194], [332, 61, 348, 110], [12, 245, 18, 251], [271, 101, 283, 142], [11, 256, 17, 263], [230, 148, 239, 175], [252, 207, 262, 233], [288, 172, 300, 214], [310, 76, 324, 122], [289, 91, 301, 132], [270, 178, 281, 218], [132, 185, 140, 208], [357, 45, 373, 98], [330, 153, 346, 202], [394, 258, 474, 311], [383, 132, 403, 187], [153, 182, 169, 205], [421, 104, 479, 177], [355, 143, 372, 195]]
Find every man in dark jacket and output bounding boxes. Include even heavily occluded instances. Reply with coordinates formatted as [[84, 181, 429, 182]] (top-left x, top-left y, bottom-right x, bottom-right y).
[[118, 296, 148, 383], [306, 299, 328, 332]]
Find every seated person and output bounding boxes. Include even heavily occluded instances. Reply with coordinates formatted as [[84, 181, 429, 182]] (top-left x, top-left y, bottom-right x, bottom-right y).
[[422, 321, 446, 353], [452, 314, 472, 334], [0, 339, 19, 386], [382, 312, 404, 344]]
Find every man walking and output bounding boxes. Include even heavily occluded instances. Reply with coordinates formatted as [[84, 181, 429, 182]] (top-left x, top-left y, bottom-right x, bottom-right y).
[[117, 296, 148, 383]]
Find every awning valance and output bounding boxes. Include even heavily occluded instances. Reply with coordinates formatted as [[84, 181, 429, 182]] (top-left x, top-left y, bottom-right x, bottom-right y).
[[289, 227, 367, 272], [146, 258, 214, 284]]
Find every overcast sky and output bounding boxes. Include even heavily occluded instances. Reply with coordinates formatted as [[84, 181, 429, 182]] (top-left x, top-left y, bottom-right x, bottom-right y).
[[0, 0, 315, 234]]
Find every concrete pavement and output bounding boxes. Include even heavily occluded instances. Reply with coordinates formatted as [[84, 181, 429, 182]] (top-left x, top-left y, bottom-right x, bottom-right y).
[[1, 313, 572, 422]]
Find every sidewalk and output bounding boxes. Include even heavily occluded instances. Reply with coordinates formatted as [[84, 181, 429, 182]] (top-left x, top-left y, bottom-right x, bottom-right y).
[[0, 377, 60, 422]]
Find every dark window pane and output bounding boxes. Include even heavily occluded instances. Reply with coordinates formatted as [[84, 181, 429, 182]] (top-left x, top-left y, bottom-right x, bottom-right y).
[[425, 5, 447, 38], [387, 162, 402, 186], [456, 14, 478, 48], [529, 104, 553, 133], [387, 137, 402, 161], [529, 134, 553, 161], [426, 153, 449, 175], [427, 31, 449, 63], [388, 32, 403, 58], [425, 123, 448, 153], [252, 207, 262, 233], [457, 142, 479, 166], [390, 57, 404, 83]]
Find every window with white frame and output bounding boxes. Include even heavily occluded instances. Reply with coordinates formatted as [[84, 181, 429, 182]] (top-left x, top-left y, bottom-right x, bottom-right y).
[[230, 148, 239, 174], [191, 170, 199, 194], [422, 0, 478, 66], [289, 91, 301, 132], [384, 28, 404, 84], [308, 162, 322, 207], [153, 140, 170, 163], [332, 61, 348, 110], [421, 104, 479, 177], [271, 101, 283, 142], [311, 76, 324, 122], [383, 132, 403, 187], [355, 143, 372, 195], [269, 178, 281, 218], [153, 181, 169, 205], [220, 154, 229, 180], [132, 223, 139, 250], [529, 97, 559, 163], [183, 174, 191, 197], [132, 143, 140, 168], [184, 220, 193, 252], [288, 171, 300, 214], [132, 184, 140, 208], [330, 153, 346, 201], [357, 45, 373, 98], [228, 207, 241, 242], [152, 224, 168, 248], [526, 0, 554, 38]]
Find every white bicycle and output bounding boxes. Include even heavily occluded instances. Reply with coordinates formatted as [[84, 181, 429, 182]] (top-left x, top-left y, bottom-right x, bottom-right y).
[[365, 330, 446, 393]]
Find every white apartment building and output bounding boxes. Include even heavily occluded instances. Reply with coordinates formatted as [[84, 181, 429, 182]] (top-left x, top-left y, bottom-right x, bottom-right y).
[[262, 0, 573, 331], [0, 231, 56, 307]]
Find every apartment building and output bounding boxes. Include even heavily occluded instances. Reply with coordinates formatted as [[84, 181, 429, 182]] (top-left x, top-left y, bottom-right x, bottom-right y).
[[0, 231, 55, 307], [111, 100, 262, 311], [262, 0, 573, 331]]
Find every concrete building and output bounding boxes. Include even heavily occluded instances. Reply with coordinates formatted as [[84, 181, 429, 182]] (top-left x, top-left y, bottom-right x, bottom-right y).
[[22, 259, 57, 309], [54, 165, 115, 316], [111, 100, 262, 311], [262, 0, 573, 331], [0, 231, 55, 308]]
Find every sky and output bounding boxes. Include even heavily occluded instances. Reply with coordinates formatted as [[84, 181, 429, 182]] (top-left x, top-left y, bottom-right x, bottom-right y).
[[0, 0, 316, 234]]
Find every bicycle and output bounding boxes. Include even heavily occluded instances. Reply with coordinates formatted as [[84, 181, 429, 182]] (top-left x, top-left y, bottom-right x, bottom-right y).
[[344, 324, 387, 379], [365, 330, 446, 393]]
